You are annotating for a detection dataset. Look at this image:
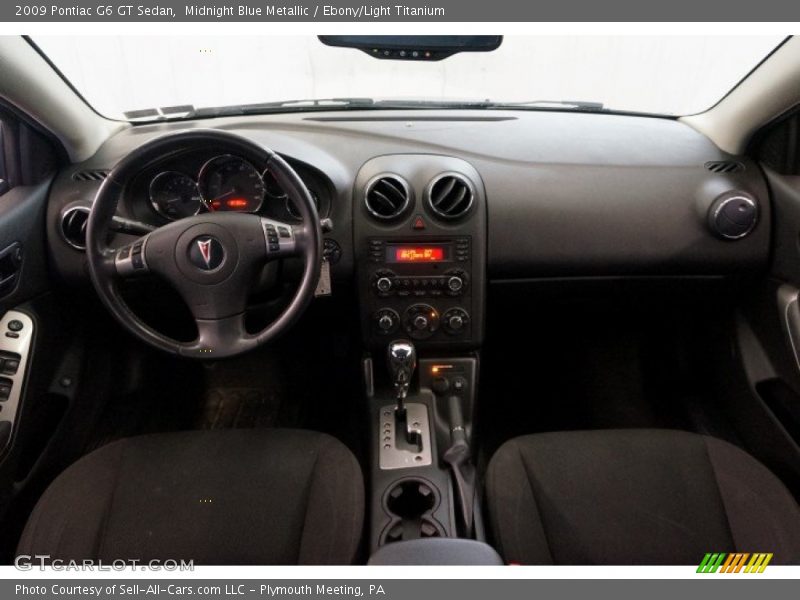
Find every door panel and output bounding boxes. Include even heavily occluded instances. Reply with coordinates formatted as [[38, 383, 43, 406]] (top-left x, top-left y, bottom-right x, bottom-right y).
[[0, 181, 51, 313]]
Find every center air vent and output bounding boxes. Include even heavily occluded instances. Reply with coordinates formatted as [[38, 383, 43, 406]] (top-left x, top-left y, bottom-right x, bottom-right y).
[[61, 206, 91, 250], [72, 170, 109, 182], [364, 175, 411, 220], [427, 174, 474, 220], [705, 161, 745, 174]]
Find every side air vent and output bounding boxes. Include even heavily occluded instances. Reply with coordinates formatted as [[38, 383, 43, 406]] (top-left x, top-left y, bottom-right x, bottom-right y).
[[426, 174, 474, 220], [61, 206, 91, 250], [705, 160, 745, 174], [364, 175, 411, 220], [72, 169, 109, 182]]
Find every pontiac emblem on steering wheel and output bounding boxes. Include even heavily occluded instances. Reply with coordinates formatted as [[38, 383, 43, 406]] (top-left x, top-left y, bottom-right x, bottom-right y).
[[189, 236, 225, 270]]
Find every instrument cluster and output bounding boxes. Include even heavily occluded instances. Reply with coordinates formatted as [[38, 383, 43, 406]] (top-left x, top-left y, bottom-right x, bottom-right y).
[[141, 153, 326, 223]]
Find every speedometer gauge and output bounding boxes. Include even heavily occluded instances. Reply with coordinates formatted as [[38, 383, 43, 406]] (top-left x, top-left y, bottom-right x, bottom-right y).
[[198, 155, 265, 213], [149, 171, 202, 220]]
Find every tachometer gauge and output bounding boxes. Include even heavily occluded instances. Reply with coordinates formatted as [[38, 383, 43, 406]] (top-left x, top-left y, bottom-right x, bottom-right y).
[[262, 166, 320, 221], [149, 171, 202, 220], [198, 155, 265, 212]]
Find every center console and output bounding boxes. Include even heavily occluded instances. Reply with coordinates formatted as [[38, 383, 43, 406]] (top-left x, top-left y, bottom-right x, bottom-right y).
[[354, 155, 486, 351], [353, 155, 488, 559]]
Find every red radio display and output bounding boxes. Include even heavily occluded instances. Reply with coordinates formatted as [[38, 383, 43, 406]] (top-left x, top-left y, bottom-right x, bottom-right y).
[[393, 246, 445, 262]]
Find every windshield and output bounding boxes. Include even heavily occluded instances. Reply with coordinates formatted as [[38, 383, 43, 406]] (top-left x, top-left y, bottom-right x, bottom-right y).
[[32, 35, 785, 120]]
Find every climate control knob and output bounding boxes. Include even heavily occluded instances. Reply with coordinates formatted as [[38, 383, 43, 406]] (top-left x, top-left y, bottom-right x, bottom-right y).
[[403, 304, 439, 340], [374, 308, 400, 335], [443, 308, 470, 336]]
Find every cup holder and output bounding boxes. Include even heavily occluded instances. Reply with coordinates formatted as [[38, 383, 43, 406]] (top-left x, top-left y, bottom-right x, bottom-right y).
[[387, 480, 436, 517], [381, 478, 446, 545]]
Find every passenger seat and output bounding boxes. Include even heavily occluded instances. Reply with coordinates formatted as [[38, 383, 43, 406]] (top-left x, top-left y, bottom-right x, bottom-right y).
[[485, 429, 800, 564]]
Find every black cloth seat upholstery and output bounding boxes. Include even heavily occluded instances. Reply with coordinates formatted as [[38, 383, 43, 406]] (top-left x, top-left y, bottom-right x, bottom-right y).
[[486, 429, 800, 565], [18, 429, 364, 565]]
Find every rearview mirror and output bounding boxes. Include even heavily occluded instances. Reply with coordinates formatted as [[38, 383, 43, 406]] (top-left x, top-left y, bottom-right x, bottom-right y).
[[318, 36, 503, 61]]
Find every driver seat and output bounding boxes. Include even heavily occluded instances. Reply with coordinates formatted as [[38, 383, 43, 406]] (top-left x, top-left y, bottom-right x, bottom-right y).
[[17, 429, 364, 565]]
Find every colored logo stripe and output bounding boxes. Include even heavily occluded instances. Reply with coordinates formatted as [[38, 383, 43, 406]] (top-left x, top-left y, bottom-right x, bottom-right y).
[[697, 553, 725, 573], [697, 553, 773, 573], [745, 553, 773, 573]]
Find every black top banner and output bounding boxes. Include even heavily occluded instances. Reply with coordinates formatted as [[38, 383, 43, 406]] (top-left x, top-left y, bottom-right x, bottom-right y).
[[4, 0, 800, 22]]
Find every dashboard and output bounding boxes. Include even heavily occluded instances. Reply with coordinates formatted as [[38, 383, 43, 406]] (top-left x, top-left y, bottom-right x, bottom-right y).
[[46, 109, 771, 316]]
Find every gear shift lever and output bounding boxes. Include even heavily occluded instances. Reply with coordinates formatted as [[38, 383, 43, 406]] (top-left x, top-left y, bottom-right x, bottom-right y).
[[387, 340, 417, 418], [379, 340, 428, 467]]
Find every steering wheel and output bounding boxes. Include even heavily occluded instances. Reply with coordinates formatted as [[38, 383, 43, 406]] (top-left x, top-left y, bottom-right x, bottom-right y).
[[85, 130, 322, 359]]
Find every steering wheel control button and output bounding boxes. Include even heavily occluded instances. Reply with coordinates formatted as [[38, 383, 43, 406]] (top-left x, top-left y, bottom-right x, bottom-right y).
[[115, 239, 149, 277], [188, 236, 225, 271], [261, 219, 297, 257], [265, 223, 280, 252], [7, 320, 23, 332]]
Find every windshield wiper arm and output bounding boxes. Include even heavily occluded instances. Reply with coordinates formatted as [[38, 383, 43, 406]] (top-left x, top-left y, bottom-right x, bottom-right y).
[[123, 98, 609, 122], [124, 98, 379, 121], [487, 99, 606, 112], [216, 98, 378, 115]]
